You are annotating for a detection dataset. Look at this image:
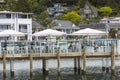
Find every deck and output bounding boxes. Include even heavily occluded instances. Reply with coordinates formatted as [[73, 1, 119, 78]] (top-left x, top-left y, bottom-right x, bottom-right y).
[[0, 52, 119, 59]]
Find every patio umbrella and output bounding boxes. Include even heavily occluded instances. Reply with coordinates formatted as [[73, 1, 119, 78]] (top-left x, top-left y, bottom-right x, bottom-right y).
[[70, 28, 107, 36], [33, 29, 67, 36], [0, 30, 26, 54], [0, 29, 25, 37]]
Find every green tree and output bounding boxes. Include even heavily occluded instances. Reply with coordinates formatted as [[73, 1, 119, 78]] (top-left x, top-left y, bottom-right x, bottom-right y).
[[62, 11, 82, 24], [109, 28, 118, 38], [14, 0, 32, 12], [4, 0, 17, 11], [37, 11, 57, 29], [99, 6, 112, 17]]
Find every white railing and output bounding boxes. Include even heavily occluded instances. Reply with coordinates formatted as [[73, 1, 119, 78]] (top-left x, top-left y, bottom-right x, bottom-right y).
[[0, 39, 118, 54]]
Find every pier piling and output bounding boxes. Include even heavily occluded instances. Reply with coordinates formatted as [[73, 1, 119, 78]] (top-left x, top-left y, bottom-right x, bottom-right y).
[[102, 58, 106, 72], [106, 58, 109, 73], [3, 50, 6, 78], [74, 58, 77, 74], [57, 47, 60, 75], [82, 48, 86, 75], [30, 50, 33, 77], [10, 58, 14, 77], [42, 58, 49, 75], [111, 44, 115, 75], [77, 58, 81, 74]]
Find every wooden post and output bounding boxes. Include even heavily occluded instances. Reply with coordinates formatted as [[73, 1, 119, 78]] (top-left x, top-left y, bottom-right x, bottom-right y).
[[106, 58, 109, 73], [30, 50, 33, 77], [46, 59, 49, 75], [111, 44, 115, 75], [82, 48, 86, 75], [3, 50, 6, 78], [74, 58, 77, 74], [78, 58, 81, 74], [10, 58, 14, 77], [102, 58, 106, 72], [42, 58, 49, 75], [57, 47, 60, 75], [43, 58, 46, 75]]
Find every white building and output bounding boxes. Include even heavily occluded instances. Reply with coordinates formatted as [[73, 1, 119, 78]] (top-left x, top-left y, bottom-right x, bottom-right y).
[[0, 11, 32, 41], [100, 17, 120, 23]]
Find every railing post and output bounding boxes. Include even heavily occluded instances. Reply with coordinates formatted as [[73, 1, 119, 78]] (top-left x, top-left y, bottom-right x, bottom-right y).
[[111, 44, 115, 75], [57, 47, 60, 75], [82, 48, 86, 75], [3, 50, 6, 78]]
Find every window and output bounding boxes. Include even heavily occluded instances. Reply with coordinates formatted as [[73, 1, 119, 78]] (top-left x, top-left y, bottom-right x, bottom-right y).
[[0, 13, 11, 19], [18, 14, 27, 18]]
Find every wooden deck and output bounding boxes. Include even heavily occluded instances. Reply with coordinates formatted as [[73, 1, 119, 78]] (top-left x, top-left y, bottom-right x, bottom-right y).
[[0, 52, 119, 59]]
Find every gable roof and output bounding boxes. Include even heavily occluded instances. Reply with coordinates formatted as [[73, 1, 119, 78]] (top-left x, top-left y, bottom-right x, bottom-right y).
[[80, 1, 97, 18], [52, 20, 80, 29]]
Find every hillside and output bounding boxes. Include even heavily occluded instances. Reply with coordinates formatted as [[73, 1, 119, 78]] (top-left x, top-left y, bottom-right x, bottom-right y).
[[0, 0, 120, 16]]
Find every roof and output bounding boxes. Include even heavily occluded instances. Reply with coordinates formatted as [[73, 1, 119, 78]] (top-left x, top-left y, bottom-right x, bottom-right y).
[[0, 11, 33, 15], [101, 17, 120, 21], [52, 20, 80, 29], [80, 1, 97, 17], [79, 23, 106, 29], [79, 23, 120, 29]]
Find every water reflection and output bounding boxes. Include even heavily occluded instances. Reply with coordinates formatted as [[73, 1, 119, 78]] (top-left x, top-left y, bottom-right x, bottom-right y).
[[82, 75, 86, 80], [10, 76, 14, 80], [43, 75, 49, 80], [111, 76, 115, 80], [1, 71, 119, 80]]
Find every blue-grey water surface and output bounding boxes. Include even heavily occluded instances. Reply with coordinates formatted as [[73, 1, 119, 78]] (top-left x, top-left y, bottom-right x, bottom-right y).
[[0, 58, 120, 80]]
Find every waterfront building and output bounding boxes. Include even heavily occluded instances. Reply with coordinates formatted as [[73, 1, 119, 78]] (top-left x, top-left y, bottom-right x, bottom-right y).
[[0, 11, 32, 41], [100, 17, 120, 23], [52, 20, 80, 34]]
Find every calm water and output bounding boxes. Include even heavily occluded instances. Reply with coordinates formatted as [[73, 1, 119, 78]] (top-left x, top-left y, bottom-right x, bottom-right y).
[[0, 58, 120, 80]]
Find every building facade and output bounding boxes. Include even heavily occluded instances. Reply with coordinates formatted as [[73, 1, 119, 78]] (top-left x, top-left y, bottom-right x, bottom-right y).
[[0, 11, 32, 41], [47, 3, 68, 17], [52, 20, 80, 34], [80, 1, 97, 18], [100, 17, 120, 23]]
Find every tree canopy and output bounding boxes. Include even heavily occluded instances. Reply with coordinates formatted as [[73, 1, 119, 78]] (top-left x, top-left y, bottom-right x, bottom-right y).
[[99, 6, 112, 17], [62, 11, 82, 24]]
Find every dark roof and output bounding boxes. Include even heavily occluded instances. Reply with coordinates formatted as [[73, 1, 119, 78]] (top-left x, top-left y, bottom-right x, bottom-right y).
[[79, 23, 106, 29], [52, 20, 80, 29], [108, 23, 120, 28], [79, 23, 120, 30]]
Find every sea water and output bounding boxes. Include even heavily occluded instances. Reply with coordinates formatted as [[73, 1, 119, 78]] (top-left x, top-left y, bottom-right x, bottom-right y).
[[0, 58, 120, 80]]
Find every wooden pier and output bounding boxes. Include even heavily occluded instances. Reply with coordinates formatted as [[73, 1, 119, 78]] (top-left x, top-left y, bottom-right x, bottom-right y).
[[0, 44, 119, 77]]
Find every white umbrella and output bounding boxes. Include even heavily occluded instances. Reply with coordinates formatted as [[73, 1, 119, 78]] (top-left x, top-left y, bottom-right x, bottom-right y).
[[70, 28, 107, 36], [0, 29, 25, 36], [33, 29, 67, 36]]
